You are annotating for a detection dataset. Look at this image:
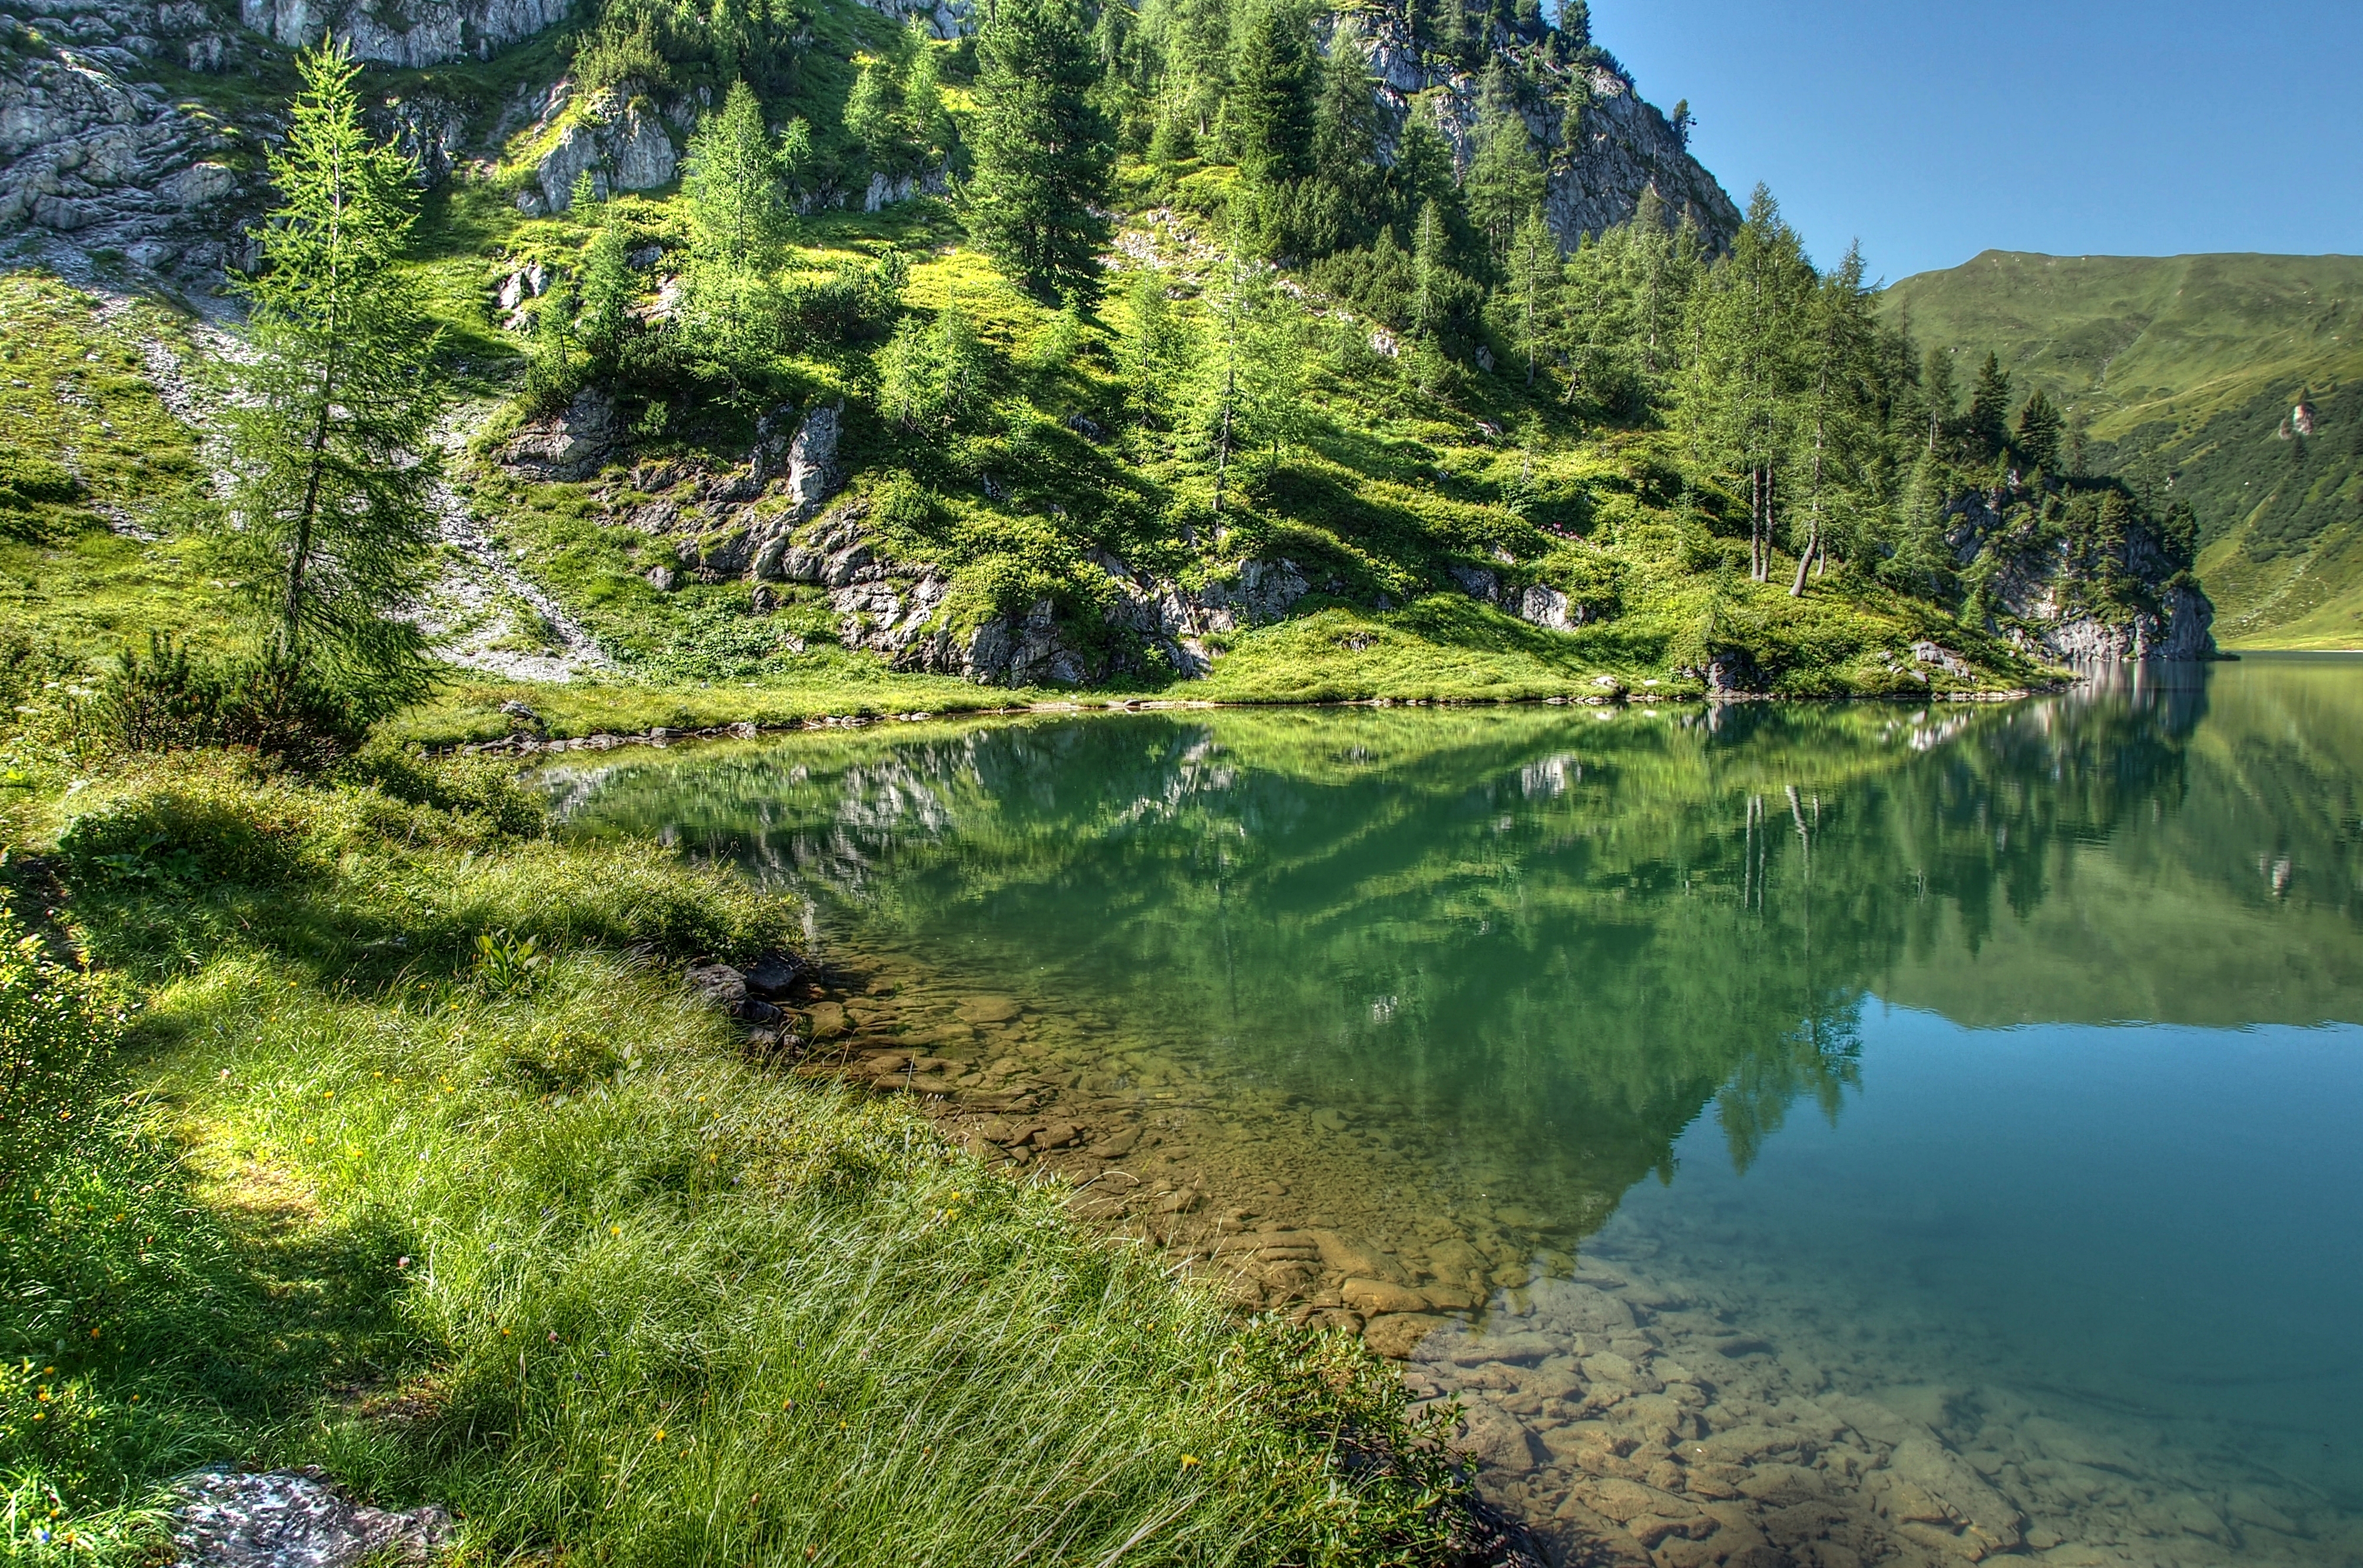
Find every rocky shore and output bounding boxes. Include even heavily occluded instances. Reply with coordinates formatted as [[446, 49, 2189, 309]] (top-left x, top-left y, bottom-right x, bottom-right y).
[[673, 944, 2361, 1568]]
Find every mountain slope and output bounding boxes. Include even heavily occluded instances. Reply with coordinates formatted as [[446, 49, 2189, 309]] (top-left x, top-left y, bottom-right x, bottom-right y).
[[1882, 251, 2363, 647]]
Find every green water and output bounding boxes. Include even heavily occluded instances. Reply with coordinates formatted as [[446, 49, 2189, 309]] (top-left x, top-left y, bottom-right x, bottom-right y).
[[547, 659, 2363, 1567]]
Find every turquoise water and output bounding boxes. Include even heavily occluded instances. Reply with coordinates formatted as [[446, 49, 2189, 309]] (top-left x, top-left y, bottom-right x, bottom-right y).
[[547, 658, 2363, 1566]]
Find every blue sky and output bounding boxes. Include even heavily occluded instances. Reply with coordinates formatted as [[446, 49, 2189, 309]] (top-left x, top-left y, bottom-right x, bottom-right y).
[[1588, 0, 2363, 284]]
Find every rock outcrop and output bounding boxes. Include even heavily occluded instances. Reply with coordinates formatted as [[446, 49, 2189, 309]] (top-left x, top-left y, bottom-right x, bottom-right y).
[[517, 84, 679, 214], [172, 1468, 453, 1568], [239, 0, 571, 67], [0, 9, 252, 278], [1951, 489, 2218, 664], [1348, 12, 1740, 253]]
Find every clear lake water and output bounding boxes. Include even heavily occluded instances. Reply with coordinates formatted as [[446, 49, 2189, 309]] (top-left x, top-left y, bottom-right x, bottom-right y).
[[542, 656, 2363, 1567]]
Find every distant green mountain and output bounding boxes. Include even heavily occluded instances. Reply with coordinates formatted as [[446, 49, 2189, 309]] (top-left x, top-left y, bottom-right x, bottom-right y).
[[1882, 252, 2363, 647]]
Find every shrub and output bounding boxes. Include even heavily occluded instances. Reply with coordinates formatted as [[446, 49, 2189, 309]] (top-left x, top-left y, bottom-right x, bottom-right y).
[[91, 636, 373, 770], [0, 451, 80, 512]]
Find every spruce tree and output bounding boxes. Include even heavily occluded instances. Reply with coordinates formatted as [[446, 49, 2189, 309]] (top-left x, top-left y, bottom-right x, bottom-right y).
[[1680, 184, 1812, 582], [845, 55, 905, 176], [1964, 352, 2012, 460], [578, 200, 634, 373], [2015, 388, 2063, 473], [1502, 205, 1558, 387], [968, 0, 1114, 300], [1310, 21, 1381, 208], [223, 40, 440, 713], [1229, 0, 1315, 188], [902, 25, 954, 166], [1465, 91, 1544, 267], [1922, 343, 1954, 453]]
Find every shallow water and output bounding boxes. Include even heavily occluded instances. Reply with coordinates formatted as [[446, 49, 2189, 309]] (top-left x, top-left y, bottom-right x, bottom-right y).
[[545, 659, 2363, 1567]]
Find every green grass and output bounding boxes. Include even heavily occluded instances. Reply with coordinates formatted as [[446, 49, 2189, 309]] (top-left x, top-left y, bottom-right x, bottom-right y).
[[0, 749, 1467, 1566], [1881, 250, 2363, 646]]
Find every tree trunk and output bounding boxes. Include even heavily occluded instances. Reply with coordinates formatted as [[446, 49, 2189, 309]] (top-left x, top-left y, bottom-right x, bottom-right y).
[[1789, 517, 1817, 596]]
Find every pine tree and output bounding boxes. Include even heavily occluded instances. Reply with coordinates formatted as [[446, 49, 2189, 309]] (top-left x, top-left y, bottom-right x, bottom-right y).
[[968, 0, 1114, 300], [1790, 242, 1876, 594], [1964, 352, 2012, 461], [578, 200, 634, 372], [683, 80, 789, 271], [1922, 343, 1954, 453], [1502, 205, 1558, 388], [1310, 21, 1381, 209], [2014, 388, 2063, 474], [1411, 197, 1452, 342], [1555, 0, 1588, 47], [1117, 267, 1197, 432], [1464, 69, 1544, 267], [1229, 0, 1315, 188], [1681, 184, 1812, 582], [902, 26, 954, 166], [845, 54, 905, 175], [527, 268, 580, 408], [223, 40, 440, 713]]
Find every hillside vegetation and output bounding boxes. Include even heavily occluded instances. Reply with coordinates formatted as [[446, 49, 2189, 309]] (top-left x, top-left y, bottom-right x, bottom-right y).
[[1883, 251, 2363, 647]]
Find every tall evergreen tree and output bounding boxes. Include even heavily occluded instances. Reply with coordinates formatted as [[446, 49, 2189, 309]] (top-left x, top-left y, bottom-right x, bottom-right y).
[[1463, 68, 1544, 267], [1789, 242, 1877, 594], [578, 202, 634, 376], [1921, 343, 1954, 454], [1502, 205, 1558, 388], [223, 41, 440, 710], [1682, 185, 1812, 582], [1310, 20, 1381, 210], [2015, 388, 2063, 473], [1964, 351, 2013, 461], [1228, 0, 1315, 188], [683, 80, 789, 270], [968, 0, 1114, 300]]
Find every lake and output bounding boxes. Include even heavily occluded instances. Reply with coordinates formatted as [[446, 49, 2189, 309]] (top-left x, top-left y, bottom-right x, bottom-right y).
[[544, 656, 2363, 1567]]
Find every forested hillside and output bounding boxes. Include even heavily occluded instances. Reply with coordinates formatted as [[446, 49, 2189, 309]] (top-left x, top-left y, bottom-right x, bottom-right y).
[[1884, 251, 2363, 647], [0, 0, 2216, 746]]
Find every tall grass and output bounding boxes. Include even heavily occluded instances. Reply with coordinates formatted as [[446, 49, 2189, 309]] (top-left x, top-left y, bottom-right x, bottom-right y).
[[0, 750, 1465, 1566]]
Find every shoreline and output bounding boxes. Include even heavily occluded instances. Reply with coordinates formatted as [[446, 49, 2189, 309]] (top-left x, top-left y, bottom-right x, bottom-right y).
[[444, 682, 2050, 759]]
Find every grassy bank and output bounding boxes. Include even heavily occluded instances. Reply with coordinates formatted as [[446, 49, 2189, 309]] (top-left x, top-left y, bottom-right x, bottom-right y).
[[0, 748, 1467, 1566]]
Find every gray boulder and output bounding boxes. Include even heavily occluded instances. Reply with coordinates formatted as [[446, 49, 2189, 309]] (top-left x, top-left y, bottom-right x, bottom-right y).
[[173, 1468, 452, 1568]]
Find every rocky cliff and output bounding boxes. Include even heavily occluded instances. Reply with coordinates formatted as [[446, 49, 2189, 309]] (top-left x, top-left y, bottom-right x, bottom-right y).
[[1948, 489, 2217, 664], [239, 0, 569, 67], [1349, 11, 1739, 252], [0, 0, 253, 279]]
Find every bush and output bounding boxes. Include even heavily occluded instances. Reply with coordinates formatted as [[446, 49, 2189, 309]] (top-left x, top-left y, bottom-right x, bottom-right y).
[[91, 636, 372, 770], [0, 451, 80, 512]]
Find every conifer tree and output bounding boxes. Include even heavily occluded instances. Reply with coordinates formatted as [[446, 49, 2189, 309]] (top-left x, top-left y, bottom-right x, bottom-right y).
[[968, 0, 1113, 300], [1310, 21, 1381, 208], [1681, 186, 1812, 582], [1229, 0, 1315, 188], [1964, 352, 2012, 460], [684, 80, 789, 270], [902, 25, 954, 166], [1117, 267, 1197, 432], [2015, 388, 2063, 473], [578, 199, 634, 372], [845, 54, 905, 174], [1464, 71, 1544, 267], [1791, 242, 1876, 594], [1922, 343, 1954, 453], [1502, 205, 1558, 388], [223, 40, 440, 712]]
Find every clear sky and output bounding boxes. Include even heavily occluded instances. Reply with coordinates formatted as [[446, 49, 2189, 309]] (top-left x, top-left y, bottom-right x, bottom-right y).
[[1588, 0, 2363, 285]]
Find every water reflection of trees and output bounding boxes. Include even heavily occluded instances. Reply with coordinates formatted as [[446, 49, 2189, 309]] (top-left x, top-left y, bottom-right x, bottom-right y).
[[545, 661, 2363, 1245]]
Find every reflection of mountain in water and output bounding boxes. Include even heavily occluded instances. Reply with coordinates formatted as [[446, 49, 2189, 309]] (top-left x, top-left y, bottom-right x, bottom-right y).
[[545, 660, 2363, 1249]]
